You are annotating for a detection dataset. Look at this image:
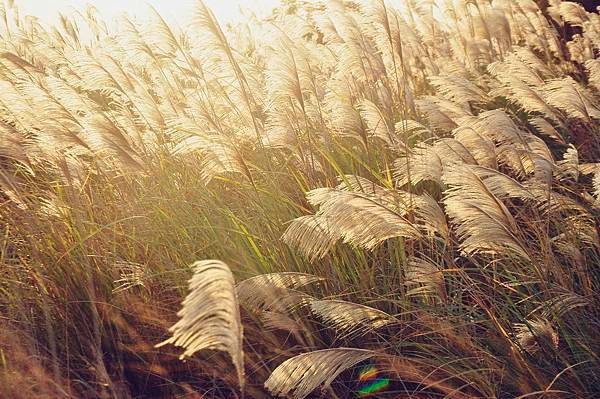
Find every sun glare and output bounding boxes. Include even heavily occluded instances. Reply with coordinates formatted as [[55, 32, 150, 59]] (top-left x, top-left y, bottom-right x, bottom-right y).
[[15, 0, 280, 25]]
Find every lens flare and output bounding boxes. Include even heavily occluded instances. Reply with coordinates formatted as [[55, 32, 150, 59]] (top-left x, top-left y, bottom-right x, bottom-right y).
[[358, 378, 391, 397], [356, 365, 390, 397], [358, 365, 378, 381]]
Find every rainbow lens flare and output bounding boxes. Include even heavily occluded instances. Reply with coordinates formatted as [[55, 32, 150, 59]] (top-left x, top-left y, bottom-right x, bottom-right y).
[[356, 365, 390, 397], [358, 365, 379, 382]]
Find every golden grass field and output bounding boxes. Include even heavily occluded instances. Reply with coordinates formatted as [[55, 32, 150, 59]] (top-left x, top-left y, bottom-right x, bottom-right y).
[[0, 0, 599, 397]]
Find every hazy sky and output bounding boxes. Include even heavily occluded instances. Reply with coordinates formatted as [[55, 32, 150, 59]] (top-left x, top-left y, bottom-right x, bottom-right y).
[[15, 0, 282, 25]]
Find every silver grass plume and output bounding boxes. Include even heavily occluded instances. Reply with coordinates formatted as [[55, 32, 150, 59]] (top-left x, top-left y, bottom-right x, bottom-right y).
[[301, 183, 421, 250], [405, 256, 446, 300], [310, 299, 396, 337], [394, 138, 477, 187], [513, 319, 559, 354], [442, 164, 531, 259], [264, 348, 376, 399], [593, 166, 600, 205], [586, 59, 600, 91], [543, 77, 600, 122], [155, 260, 244, 388], [556, 144, 579, 182], [235, 272, 322, 312], [281, 215, 340, 261]]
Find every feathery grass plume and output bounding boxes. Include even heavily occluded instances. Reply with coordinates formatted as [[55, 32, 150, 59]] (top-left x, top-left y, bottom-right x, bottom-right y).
[[309, 299, 396, 337], [112, 260, 148, 294], [486, 48, 549, 88], [586, 59, 600, 91], [0, 71, 93, 156], [303, 185, 421, 250], [172, 133, 247, 184], [442, 163, 531, 259], [405, 256, 446, 300], [144, 5, 180, 57], [118, 15, 164, 67], [578, 162, 600, 176], [260, 311, 305, 335], [467, 165, 537, 200], [357, 99, 398, 147], [337, 174, 392, 196], [192, 0, 263, 141], [412, 193, 450, 239], [155, 260, 244, 388], [458, 109, 528, 146], [394, 149, 450, 239], [236, 272, 323, 292], [265, 35, 320, 109], [533, 184, 595, 217], [452, 125, 498, 169], [533, 190, 599, 245], [511, 47, 554, 79], [553, 1, 590, 27], [394, 138, 477, 187], [324, 1, 386, 84], [523, 1, 564, 59], [0, 173, 28, 210], [394, 119, 435, 143], [458, 110, 555, 182], [323, 77, 364, 141], [360, 0, 427, 106], [593, 166, 600, 204], [0, 120, 31, 170], [68, 51, 130, 98], [529, 117, 566, 144], [265, 347, 474, 399], [428, 74, 489, 106], [81, 113, 145, 170], [543, 77, 600, 122], [566, 33, 595, 64], [247, 288, 315, 314], [281, 215, 341, 261], [537, 291, 590, 319], [415, 96, 472, 132], [513, 319, 559, 354], [264, 348, 376, 399], [488, 57, 561, 122], [235, 272, 322, 311], [263, 32, 324, 149], [499, 145, 555, 185], [556, 144, 579, 182], [551, 233, 587, 268]]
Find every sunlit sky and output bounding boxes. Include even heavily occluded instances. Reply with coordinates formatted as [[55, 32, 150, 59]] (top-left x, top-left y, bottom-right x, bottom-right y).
[[15, 0, 282, 25]]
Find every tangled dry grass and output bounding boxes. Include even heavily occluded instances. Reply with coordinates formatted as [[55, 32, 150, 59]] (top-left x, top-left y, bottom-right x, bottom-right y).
[[0, 0, 599, 397]]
